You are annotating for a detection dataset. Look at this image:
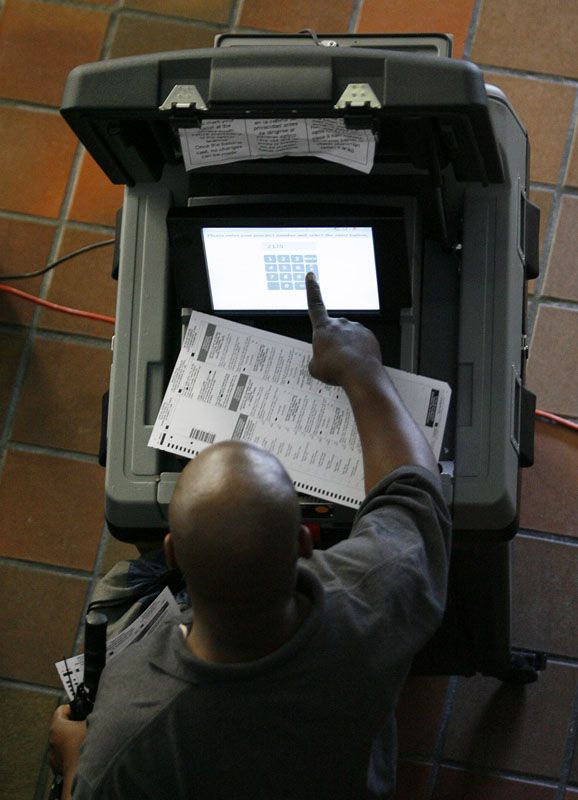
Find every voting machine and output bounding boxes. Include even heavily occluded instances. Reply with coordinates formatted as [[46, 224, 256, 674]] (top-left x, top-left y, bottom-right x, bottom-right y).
[[61, 34, 543, 679]]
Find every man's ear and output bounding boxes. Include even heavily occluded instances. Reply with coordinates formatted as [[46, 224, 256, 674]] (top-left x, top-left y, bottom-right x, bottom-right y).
[[164, 532, 177, 569], [298, 524, 314, 559]]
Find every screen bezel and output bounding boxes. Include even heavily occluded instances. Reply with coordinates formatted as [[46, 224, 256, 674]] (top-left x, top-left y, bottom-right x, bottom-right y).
[[168, 205, 411, 318], [201, 222, 380, 314]]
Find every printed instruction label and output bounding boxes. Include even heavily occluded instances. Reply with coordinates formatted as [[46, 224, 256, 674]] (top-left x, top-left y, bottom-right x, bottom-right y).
[[179, 118, 376, 174]]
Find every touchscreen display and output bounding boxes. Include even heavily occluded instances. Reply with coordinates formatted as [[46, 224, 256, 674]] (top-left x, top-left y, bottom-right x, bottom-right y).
[[202, 226, 380, 312]]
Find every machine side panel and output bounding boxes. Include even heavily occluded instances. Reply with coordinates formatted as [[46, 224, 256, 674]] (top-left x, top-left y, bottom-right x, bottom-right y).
[[453, 97, 528, 533], [106, 184, 173, 528]]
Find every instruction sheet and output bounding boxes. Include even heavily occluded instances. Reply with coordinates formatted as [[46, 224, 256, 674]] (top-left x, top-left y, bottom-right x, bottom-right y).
[[179, 118, 376, 174], [148, 312, 451, 508], [55, 588, 181, 700]]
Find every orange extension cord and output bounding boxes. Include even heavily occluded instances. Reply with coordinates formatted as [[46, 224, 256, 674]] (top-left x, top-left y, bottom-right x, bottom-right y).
[[1, 282, 576, 433]]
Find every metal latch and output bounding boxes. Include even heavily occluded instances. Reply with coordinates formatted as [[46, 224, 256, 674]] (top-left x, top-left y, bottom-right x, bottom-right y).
[[159, 85, 208, 112], [334, 83, 382, 110]]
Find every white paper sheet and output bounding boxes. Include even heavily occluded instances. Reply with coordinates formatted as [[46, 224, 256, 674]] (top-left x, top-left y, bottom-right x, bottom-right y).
[[55, 588, 181, 701], [148, 312, 451, 508], [179, 118, 376, 174]]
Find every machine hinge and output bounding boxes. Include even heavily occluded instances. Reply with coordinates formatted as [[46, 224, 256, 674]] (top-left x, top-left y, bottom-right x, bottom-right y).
[[159, 85, 208, 112], [334, 83, 382, 110]]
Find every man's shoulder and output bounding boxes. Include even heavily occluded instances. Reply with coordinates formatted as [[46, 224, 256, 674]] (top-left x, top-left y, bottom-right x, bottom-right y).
[[98, 615, 184, 685]]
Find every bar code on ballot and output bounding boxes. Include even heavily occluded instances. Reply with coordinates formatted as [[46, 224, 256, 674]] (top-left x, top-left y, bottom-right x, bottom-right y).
[[189, 427, 216, 444]]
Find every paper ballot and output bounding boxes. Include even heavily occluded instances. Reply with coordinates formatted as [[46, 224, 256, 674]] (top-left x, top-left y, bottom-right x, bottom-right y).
[[55, 588, 181, 700], [179, 118, 376, 174], [148, 313, 451, 508]]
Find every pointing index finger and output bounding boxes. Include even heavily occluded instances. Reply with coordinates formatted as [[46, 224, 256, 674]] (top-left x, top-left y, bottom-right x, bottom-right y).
[[306, 272, 329, 329]]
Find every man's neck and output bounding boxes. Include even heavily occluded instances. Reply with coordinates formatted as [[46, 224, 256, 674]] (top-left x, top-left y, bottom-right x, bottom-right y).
[[185, 592, 311, 664]]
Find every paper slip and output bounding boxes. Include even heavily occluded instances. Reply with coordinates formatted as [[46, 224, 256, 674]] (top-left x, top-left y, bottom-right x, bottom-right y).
[[148, 312, 451, 508], [55, 587, 181, 701], [179, 118, 376, 174]]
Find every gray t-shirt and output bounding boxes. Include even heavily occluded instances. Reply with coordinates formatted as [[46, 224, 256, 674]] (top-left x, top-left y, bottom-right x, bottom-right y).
[[73, 466, 451, 799]]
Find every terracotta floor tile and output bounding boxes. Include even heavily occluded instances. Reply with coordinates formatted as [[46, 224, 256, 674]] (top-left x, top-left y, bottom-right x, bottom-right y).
[[511, 536, 578, 657], [443, 663, 578, 778], [123, 0, 232, 24], [484, 73, 575, 185], [109, 13, 217, 60], [0, 686, 58, 800], [543, 195, 578, 303], [0, 332, 25, 428], [12, 338, 111, 455], [472, 0, 578, 79], [396, 675, 450, 756], [526, 306, 578, 418], [99, 530, 139, 575], [67, 151, 124, 228], [240, 0, 354, 33], [0, 449, 105, 570], [0, 562, 88, 686], [0, 0, 109, 107], [529, 189, 553, 253], [520, 422, 578, 538], [395, 760, 431, 800], [0, 107, 77, 218], [0, 216, 56, 326], [433, 765, 556, 799], [527, 188, 553, 294], [358, 0, 474, 58], [565, 126, 578, 189], [38, 227, 117, 339]]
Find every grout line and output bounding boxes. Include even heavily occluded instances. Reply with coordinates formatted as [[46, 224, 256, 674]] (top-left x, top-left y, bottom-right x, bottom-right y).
[[557, 89, 578, 187], [0, 676, 63, 696], [530, 183, 578, 196], [554, 681, 578, 799], [542, 655, 578, 669], [0, 556, 93, 579], [435, 758, 560, 787], [30, 328, 113, 347], [0, 209, 58, 228], [534, 263, 578, 308], [0, 209, 114, 238], [525, 87, 578, 333], [115, 6, 226, 32], [472, 63, 578, 87], [424, 675, 458, 799], [517, 529, 578, 548], [228, 0, 245, 29], [462, 0, 484, 60], [69, 524, 114, 656], [100, 3, 121, 60], [348, 0, 364, 33], [0, 97, 61, 113], [0, 322, 112, 348], [7, 441, 101, 463]]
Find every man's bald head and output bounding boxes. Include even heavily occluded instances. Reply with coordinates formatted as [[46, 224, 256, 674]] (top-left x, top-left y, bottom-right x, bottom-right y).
[[169, 442, 302, 608]]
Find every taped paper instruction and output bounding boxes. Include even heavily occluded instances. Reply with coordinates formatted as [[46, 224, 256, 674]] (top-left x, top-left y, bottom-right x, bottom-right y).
[[179, 118, 376, 174], [148, 313, 451, 508]]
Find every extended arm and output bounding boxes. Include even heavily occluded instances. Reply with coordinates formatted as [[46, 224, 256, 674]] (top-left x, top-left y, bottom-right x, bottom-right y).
[[306, 273, 439, 492]]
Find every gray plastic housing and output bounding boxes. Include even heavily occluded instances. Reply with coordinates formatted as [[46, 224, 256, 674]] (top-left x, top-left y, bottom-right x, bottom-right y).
[[57, 43, 532, 540]]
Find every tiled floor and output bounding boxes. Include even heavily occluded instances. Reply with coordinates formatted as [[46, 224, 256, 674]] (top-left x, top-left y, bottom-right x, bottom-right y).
[[0, 1, 576, 798]]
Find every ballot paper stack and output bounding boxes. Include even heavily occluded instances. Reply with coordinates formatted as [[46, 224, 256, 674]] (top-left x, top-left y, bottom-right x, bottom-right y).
[[148, 313, 451, 509]]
